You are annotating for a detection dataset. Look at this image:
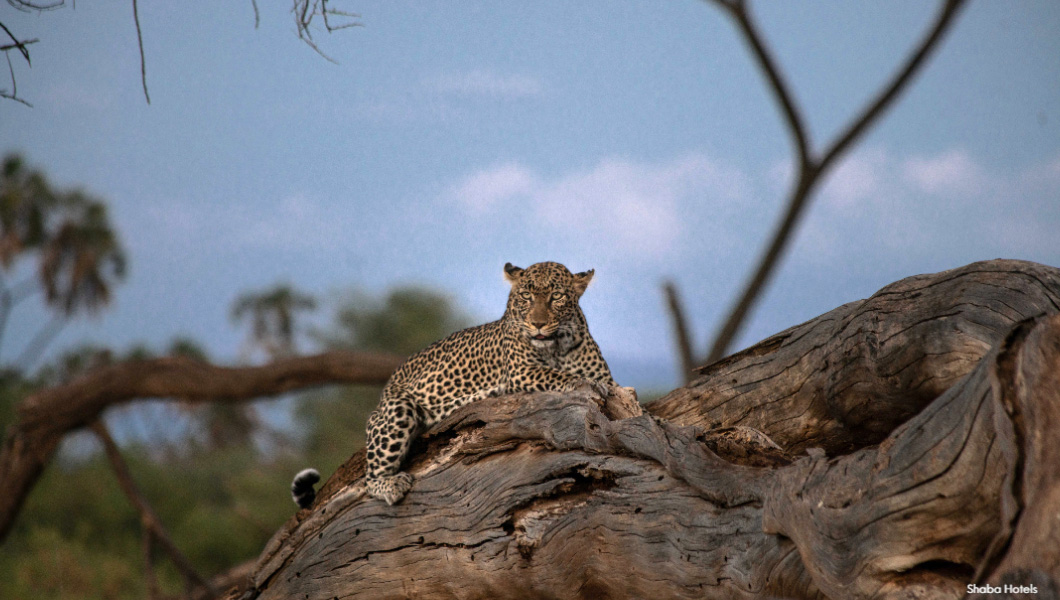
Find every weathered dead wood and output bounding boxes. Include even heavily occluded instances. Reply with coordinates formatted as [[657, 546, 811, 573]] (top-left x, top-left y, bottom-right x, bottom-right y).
[[652, 259, 1060, 454], [0, 350, 403, 542], [759, 315, 1059, 599], [238, 261, 1060, 600], [249, 389, 814, 600]]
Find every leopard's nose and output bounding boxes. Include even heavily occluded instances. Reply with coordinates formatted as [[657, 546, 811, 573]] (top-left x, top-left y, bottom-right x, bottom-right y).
[[531, 320, 547, 329]]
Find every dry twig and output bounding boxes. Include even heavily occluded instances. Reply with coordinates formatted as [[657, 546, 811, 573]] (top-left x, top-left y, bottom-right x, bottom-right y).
[[131, 0, 150, 104], [291, 0, 362, 63]]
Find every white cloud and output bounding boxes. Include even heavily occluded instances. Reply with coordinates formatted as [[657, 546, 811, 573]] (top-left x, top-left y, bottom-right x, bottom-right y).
[[425, 70, 546, 99], [446, 153, 751, 259], [448, 162, 537, 212], [791, 147, 1060, 267], [821, 147, 889, 207], [900, 149, 989, 197], [234, 193, 352, 250]]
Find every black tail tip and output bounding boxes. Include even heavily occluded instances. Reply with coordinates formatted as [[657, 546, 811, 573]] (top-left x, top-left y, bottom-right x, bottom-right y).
[[291, 468, 320, 509]]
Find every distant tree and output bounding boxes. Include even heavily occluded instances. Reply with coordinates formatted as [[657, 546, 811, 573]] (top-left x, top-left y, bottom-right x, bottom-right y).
[[39, 195, 126, 315], [0, 154, 51, 266], [0, 154, 126, 370], [231, 284, 317, 361], [316, 287, 471, 356]]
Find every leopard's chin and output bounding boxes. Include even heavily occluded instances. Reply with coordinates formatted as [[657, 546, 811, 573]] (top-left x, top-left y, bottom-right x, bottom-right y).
[[528, 331, 557, 345]]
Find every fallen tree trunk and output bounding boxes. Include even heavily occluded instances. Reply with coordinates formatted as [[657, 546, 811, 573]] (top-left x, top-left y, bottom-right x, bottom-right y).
[[653, 259, 1060, 454], [240, 260, 1060, 600]]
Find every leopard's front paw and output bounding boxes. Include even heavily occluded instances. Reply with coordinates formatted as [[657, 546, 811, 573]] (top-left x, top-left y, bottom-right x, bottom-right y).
[[366, 472, 414, 505]]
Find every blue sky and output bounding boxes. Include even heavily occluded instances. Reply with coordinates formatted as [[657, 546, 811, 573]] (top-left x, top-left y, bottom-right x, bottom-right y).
[[3, 1, 1059, 390]]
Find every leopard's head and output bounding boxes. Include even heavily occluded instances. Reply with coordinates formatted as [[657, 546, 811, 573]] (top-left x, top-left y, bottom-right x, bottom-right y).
[[503, 261, 594, 344]]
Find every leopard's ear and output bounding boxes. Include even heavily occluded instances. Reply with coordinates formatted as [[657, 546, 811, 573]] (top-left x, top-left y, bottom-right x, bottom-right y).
[[504, 262, 525, 284], [572, 269, 595, 296]]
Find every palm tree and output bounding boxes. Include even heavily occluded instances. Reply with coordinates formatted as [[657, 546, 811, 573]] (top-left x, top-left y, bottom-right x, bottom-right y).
[[231, 284, 317, 360], [17, 193, 127, 368], [38, 194, 127, 315], [0, 154, 53, 269], [0, 155, 56, 358]]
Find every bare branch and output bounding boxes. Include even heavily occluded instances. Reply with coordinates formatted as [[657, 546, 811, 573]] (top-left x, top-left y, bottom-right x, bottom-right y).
[[663, 281, 697, 384], [131, 0, 150, 104], [817, 0, 968, 173], [1, 50, 32, 107], [0, 38, 38, 54], [142, 529, 161, 600], [291, 0, 362, 63], [704, 171, 816, 363], [708, 0, 811, 167], [92, 421, 218, 598], [3, 1, 362, 105], [0, 349, 404, 543], [703, 0, 969, 364], [6, 0, 65, 13], [0, 21, 36, 63]]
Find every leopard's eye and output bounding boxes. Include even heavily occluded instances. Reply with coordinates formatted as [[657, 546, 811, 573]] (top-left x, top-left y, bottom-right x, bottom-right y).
[[551, 292, 566, 301], [519, 291, 532, 300]]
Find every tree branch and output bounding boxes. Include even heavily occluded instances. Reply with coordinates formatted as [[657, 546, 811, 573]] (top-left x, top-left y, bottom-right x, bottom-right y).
[[701, 0, 968, 364], [131, 0, 150, 104], [0, 21, 36, 63], [0, 349, 404, 542], [662, 281, 696, 384], [710, 0, 811, 167], [1, 22, 35, 106], [91, 420, 218, 598], [657, 260, 1060, 453], [6, 1, 66, 12], [142, 529, 161, 600], [817, 0, 968, 174], [291, 0, 362, 64]]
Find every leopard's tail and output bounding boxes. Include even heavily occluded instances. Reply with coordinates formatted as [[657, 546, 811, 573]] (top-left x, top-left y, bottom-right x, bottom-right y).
[[291, 468, 320, 509]]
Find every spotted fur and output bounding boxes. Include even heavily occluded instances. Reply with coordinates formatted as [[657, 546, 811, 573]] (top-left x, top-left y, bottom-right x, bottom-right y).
[[291, 261, 614, 508]]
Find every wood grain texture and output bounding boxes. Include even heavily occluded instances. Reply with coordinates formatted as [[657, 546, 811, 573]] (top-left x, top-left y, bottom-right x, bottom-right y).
[[232, 260, 1060, 599], [252, 391, 816, 600], [651, 259, 1060, 454]]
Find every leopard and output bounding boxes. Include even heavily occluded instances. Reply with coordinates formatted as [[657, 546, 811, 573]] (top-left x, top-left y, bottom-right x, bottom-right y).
[[291, 261, 615, 508]]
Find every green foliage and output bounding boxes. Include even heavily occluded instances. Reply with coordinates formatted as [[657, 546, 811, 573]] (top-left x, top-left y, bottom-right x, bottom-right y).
[[0, 284, 471, 599], [4, 526, 145, 600], [0, 438, 306, 600], [317, 286, 471, 355]]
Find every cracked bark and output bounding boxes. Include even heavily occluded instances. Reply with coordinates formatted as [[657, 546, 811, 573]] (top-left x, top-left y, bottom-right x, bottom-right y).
[[238, 260, 1059, 600]]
